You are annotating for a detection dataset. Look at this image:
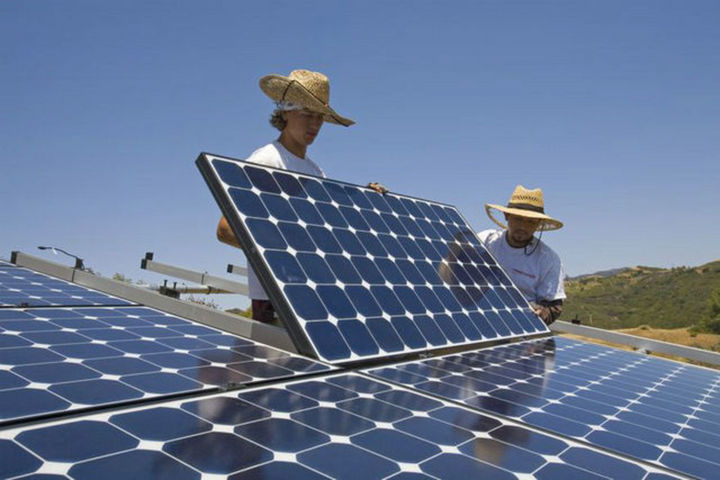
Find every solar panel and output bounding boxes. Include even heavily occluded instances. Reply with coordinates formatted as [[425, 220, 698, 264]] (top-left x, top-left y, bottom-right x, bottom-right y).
[[0, 306, 332, 424], [368, 336, 720, 479], [0, 267, 133, 308], [2, 372, 673, 480], [197, 153, 549, 364]]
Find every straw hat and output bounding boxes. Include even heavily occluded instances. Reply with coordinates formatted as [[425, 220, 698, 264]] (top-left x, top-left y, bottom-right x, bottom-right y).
[[259, 69, 354, 127], [485, 185, 563, 231]]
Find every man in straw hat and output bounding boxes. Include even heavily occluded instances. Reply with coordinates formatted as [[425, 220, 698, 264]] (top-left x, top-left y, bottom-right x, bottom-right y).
[[479, 185, 566, 325], [217, 69, 386, 323]]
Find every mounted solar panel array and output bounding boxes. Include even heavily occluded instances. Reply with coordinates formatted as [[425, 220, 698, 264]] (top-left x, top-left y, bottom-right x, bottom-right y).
[[0, 266, 133, 308], [197, 153, 549, 364], [0, 306, 332, 424], [3, 372, 679, 480], [368, 336, 720, 479]]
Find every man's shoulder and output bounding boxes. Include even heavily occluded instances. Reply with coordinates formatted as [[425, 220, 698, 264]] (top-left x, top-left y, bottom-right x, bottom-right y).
[[537, 238, 562, 264], [477, 229, 504, 244], [246, 142, 283, 168]]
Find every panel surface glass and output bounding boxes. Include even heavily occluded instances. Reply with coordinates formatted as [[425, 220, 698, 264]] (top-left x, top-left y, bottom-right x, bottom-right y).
[[368, 336, 720, 479], [0, 307, 331, 424], [2, 372, 667, 480], [0, 267, 133, 308], [198, 154, 549, 363]]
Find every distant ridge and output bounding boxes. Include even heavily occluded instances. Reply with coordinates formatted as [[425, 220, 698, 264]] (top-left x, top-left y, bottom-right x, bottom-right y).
[[568, 267, 630, 280], [563, 260, 720, 329]]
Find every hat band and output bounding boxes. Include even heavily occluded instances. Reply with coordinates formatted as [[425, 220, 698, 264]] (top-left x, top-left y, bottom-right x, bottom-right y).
[[507, 202, 545, 213]]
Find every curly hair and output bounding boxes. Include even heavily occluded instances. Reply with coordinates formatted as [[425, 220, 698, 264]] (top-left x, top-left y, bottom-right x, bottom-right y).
[[269, 110, 286, 131]]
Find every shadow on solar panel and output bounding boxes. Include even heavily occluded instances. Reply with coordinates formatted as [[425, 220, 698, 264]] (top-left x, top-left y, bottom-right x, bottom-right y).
[[197, 152, 550, 364]]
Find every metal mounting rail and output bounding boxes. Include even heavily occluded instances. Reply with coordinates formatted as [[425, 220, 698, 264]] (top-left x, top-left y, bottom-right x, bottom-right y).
[[227, 263, 248, 277], [141, 252, 248, 296], [10, 251, 295, 353], [551, 320, 720, 368]]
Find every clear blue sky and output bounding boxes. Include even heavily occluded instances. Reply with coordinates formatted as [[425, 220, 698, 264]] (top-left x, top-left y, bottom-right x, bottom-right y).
[[2, 1, 719, 308]]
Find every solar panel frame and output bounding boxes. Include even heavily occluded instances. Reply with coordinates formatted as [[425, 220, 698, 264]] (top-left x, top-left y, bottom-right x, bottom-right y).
[[366, 336, 720, 479], [1, 372, 674, 480], [0, 306, 333, 426], [197, 152, 550, 365]]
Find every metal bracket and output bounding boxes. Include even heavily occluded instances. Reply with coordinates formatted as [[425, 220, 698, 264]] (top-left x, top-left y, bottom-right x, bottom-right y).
[[141, 252, 248, 296]]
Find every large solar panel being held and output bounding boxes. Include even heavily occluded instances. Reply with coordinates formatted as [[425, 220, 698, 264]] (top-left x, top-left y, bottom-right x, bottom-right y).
[[0, 306, 331, 424], [197, 153, 549, 363], [0, 266, 133, 308], [368, 336, 720, 479], [2, 372, 676, 480]]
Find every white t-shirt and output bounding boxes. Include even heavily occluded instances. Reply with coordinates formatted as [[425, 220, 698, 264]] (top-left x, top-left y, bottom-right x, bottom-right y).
[[477, 229, 566, 303], [244, 141, 325, 300]]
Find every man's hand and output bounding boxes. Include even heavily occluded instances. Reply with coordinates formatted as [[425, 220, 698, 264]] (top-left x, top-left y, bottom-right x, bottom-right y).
[[367, 182, 389, 194], [533, 305, 553, 325], [531, 300, 563, 326]]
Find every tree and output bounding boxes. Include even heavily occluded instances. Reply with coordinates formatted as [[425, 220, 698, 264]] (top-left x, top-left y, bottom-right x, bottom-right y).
[[696, 289, 720, 334]]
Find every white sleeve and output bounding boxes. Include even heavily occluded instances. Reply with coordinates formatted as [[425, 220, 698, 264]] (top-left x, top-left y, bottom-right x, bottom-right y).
[[538, 252, 566, 301], [476, 229, 495, 247], [246, 144, 283, 169]]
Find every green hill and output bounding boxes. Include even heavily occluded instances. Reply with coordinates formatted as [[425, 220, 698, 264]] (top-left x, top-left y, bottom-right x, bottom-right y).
[[563, 260, 720, 329]]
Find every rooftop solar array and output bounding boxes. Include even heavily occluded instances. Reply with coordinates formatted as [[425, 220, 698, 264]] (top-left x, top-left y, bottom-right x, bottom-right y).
[[197, 153, 549, 363], [368, 336, 719, 479], [3, 372, 679, 480], [0, 306, 331, 425], [0, 266, 133, 308]]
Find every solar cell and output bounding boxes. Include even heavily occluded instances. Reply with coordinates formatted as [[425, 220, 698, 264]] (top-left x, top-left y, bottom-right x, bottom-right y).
[[2, 372, 668, 479], [368, 336, 720, 479], [197, 153, 549, 363], [0, 306, 331, 424], [0, 267, 133, 308]]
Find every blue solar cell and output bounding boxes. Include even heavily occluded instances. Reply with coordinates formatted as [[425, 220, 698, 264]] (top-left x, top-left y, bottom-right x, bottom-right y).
[[277, 221, 316, 252], [0, 388, 70, 420], [324, 254, 362, 283], [296, 253, 335, 283], [17, 420, 138, 461], [246, 218, 287, 249], [166, 432, 273, 474], [338, 320, 380, 356], [70, 450, 200, 480], [299, 443, 399, 480], [212, 159, 251, 188], [316, 201, 348, 227], [0, 440, 42, 478], [14, 362, 101, 383], [235, 417, 329, 451], [228, 188, 268, 217], [261, 192, 298, 221], [111, 407, 213, 441]]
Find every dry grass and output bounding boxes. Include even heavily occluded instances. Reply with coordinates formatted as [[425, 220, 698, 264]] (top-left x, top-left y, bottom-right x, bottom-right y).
[[559, 326, 720, 370]]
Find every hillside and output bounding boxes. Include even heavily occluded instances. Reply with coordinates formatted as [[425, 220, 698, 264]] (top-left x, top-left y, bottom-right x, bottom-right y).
[[563, 260, 720, 329]]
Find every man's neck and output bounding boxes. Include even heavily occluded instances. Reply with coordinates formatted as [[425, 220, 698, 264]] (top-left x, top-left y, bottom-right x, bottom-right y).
[[504, 230, 532, 248], [278, 134, 306, 159]]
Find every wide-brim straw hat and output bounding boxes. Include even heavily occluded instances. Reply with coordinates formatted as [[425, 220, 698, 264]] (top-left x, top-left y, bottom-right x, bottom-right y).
[[485, 185, 563, 231], [259, 69, 354, 127]]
